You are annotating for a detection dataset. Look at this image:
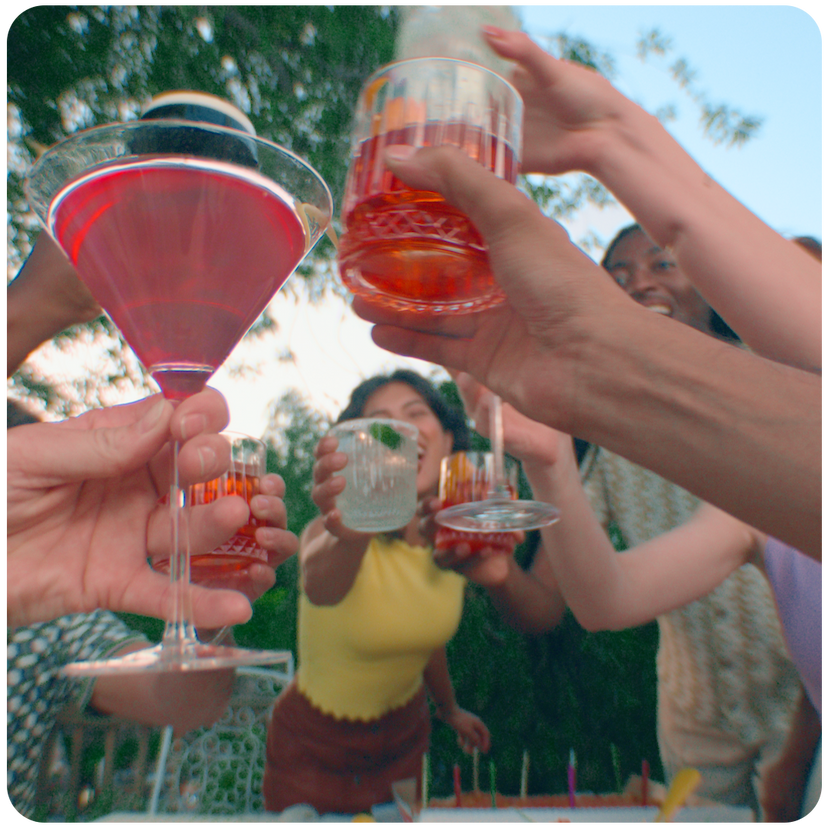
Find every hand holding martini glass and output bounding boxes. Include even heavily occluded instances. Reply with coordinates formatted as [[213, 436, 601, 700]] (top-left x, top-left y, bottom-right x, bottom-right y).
[[24, 92, 333, 673]]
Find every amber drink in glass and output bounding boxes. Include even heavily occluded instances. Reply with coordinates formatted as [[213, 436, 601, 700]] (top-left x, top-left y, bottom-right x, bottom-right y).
[[338, 58, 522, 314]]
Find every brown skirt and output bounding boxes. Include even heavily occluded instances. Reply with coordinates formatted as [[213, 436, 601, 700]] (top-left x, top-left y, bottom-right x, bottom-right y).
[[263, 678, 430, 815]]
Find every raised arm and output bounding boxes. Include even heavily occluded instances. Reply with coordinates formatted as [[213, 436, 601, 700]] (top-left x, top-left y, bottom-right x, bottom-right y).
[[7, 233, 103, 377], [353, 145, 820, 560], [455, 376, 763, 631], [484, 27, 821, 373]]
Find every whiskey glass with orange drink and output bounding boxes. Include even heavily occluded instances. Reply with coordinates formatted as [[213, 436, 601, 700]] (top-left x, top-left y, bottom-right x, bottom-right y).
[[25, 93, 333, 673], [339, 59, 559, 532], [154, 432, 270, 582], [436, 452, 521, 557]]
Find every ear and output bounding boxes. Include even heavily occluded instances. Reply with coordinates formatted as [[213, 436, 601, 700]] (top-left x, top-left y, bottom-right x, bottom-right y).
[[442, 429, 455, 457]]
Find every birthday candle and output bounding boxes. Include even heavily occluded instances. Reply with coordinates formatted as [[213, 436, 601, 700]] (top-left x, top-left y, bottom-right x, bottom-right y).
[[473, 747, 480, 792], [610, 743, 622, 793], [567, 749, 577, 808], [641, 759, 650, 806], [520, 750, 529, 800], [421, 753, 429, 809], [453, 764, 462, 807], [489, 759, 497, 808]]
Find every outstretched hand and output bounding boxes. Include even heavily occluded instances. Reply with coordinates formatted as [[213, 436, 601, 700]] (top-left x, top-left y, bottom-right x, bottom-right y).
[[309, 433, 374, 545], [452, 371, 569, 469], [7, 388, 258, 629], [483, 26, 627, 177]]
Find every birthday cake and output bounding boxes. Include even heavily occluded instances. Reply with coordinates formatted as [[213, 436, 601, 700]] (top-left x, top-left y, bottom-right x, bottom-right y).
[[430, 791, 641, 809], [402, 777, 754, 822]]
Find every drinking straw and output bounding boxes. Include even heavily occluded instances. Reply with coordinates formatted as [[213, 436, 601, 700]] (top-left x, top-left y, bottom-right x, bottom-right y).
[[421, 753, 429, 809], [489, 759, 497, 808], [453, 764, 462, 807], [473, 747, 480, 792], [567, 749, 577, 808], [642, 759, 650, 806], [520, 750, 529, 800], [610, 743, 622, 793]]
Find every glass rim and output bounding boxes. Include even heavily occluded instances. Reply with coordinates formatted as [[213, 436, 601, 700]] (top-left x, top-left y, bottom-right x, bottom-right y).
[[443, 450, 517, 464], [360, 56, 522, 102], [330, 417, 419, 439], [27, 118, 328, 180], [220, 430, 266, 448]]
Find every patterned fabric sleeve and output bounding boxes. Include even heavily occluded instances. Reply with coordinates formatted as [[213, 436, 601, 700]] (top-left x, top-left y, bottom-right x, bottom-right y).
[[579, 443, 613, 529], [7, 610, 147, 817]]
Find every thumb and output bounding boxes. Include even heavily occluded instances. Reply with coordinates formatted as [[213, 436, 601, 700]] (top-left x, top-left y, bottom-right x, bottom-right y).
[[383, 145, 540, 243], [30, 396, 173, 485]]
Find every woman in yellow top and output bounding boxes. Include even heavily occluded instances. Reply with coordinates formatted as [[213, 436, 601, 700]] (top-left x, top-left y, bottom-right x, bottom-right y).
[[263, 370, 490, 815]]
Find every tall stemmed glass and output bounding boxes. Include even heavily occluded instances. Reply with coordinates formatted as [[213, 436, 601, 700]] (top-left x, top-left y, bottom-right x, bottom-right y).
[[25, 101, 333, 673], [338, 57, 559, 532]]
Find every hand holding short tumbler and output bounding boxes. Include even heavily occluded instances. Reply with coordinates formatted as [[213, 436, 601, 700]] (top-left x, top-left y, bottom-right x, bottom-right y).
[[329, 418, 419, 533]]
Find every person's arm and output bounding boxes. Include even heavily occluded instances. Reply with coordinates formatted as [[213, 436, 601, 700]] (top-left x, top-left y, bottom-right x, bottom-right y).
[[455, 376, 765, 631], [7, 233, 103, 377], [423, 646, 491, 754], [483, 27, 821, 373], [353, 146, 821, 561], [90, 641, 235, 736], [759, 688, 821, 822], [299, 517, 371, 605], [486, 552, 566, 634]]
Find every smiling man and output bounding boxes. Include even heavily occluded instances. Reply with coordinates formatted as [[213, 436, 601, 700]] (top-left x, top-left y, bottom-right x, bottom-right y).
[[601, 224, 740, 341]]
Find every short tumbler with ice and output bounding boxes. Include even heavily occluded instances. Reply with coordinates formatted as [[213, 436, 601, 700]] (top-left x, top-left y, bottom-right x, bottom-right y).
[[331, 418, 419, 532]]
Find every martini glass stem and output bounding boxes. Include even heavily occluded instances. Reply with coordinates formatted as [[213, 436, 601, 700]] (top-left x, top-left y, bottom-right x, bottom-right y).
[[489, 394, 512, 501], [162, 441, 196, 657]]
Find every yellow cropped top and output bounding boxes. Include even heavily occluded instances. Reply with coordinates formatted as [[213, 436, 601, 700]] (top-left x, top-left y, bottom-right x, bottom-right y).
[[297, 536, 466, 721]]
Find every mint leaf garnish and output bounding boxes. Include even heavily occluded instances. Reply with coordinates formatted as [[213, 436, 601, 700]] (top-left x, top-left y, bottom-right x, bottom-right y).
[[369, 422, 403, 450]]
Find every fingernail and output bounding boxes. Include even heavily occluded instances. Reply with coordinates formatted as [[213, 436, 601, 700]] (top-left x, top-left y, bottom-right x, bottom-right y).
[[139, 396, 167, 432], [482, 25, 506, 39], [197, 445, 217, 477], [179, 413, 207, 440], [385, 145, 417, 162]]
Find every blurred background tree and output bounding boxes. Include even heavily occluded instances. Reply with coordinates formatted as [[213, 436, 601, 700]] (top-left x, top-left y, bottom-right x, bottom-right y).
[[8, 5, 761, 806]]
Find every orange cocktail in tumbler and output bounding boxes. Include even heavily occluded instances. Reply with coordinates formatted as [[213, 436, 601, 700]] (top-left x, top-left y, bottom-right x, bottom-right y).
[[436, 452, 520, 556], [155, 432, 268, 580], [338, 58, 522, 314]]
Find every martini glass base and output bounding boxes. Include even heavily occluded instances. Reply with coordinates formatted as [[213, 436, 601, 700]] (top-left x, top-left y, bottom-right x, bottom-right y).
[[63, 643, 292, 676], [436, 498, 560, 533]]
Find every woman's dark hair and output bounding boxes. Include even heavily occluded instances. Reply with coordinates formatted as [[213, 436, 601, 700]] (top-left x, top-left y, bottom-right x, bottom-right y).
[[793, 235, 822, 262], [601, 223, 740, 343], [337, 369, 470, 451]]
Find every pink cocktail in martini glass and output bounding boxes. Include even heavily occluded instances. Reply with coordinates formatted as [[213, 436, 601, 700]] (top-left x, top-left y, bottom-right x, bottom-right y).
[[25, 93, 333, 673]]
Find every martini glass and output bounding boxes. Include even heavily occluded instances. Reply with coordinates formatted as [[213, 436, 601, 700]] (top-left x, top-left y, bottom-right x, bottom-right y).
[[25, 115, 333, 673], [338, 57, 559, 533]]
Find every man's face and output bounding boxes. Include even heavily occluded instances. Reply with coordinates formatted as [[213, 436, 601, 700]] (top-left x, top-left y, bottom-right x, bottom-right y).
[[604, 229, 714, 334]]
